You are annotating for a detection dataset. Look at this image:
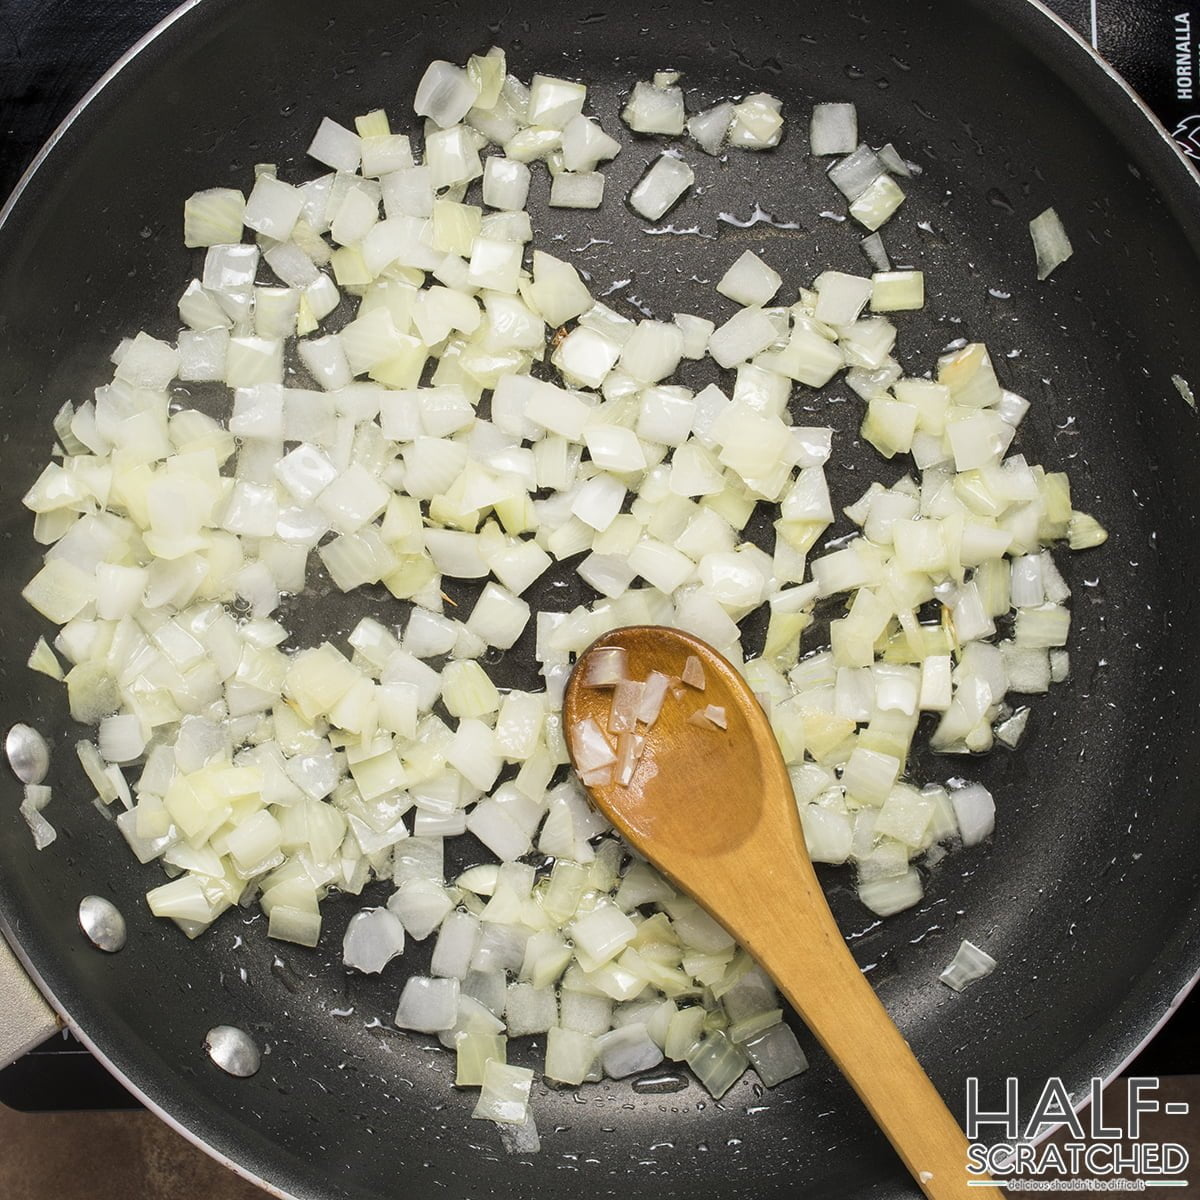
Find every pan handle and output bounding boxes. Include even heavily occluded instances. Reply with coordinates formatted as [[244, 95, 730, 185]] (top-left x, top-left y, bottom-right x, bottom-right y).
[[0, 930, 63, 1068]]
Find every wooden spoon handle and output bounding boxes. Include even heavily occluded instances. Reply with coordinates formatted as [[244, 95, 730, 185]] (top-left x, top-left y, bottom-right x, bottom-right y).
[[708, 790, 1001, 1199], [753, 919, 999, 1200]]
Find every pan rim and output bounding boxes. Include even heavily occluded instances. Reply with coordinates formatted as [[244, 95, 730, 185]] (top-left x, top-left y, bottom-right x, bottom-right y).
[[0, 2, 313, 1194], [0, 0, 1198, 1195], [0, 0, 203, 228], [0, 925, 298, 1200], [1014, 0, 1200, 186]]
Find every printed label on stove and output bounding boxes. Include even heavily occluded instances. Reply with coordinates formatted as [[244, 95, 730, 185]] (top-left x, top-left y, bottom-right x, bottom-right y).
[[1175, 12, 1194, 101], [1046, 0, 1200, 156], [1171, 11, 1200, 156]]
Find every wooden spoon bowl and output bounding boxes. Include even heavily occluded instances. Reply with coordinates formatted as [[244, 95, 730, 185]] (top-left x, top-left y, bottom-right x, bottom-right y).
[[563, 625, 1001, 1200]]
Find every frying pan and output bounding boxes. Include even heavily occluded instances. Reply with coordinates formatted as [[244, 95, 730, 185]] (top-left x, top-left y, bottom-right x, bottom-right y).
[[1, 0, 1198, 1197]]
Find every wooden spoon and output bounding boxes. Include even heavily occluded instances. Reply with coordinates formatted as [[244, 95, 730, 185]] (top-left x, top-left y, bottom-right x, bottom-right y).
[[563, 625, 1001, 1200]]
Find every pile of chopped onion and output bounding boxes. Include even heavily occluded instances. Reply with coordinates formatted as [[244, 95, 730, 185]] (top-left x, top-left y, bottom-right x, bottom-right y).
[[19, 44, 1105, 1136]]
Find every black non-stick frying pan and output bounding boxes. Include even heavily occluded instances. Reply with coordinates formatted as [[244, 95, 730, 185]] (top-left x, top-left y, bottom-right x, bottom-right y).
[[1, 0, 1199, 1196]]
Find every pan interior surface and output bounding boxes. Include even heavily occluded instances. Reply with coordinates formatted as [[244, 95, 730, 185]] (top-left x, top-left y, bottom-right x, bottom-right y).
[[0, 1, 1198, 1198]]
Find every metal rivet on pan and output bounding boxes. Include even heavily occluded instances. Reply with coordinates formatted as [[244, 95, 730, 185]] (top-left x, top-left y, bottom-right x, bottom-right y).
[[78, 895, 127, 953], [205, 1025, 261, 1078], [6, 724, 49, 786]]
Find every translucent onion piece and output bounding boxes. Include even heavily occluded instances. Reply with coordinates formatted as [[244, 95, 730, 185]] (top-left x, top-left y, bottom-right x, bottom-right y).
[[939, 939, 997, 992], [607, 680, 644, 734], [635, 672, 671, 726], [395, 976, 459, 1033], [621, 80, 686, 136], [628, 154, 694, 221], [569, 718, 617, 772], [686, 102, 734, 156], [580, 648, 628, 686], [20, 786, 56, 850], [742, 1021, 809, 1087], [596, 1023, 663, 1078], [343, 907, 406, 974], [949, 782, 995, 846], [1030, 207, 1073, 280], [809, 103, 857, 157], [681, 656, 706, 690], [472, 1060, 534, 1124], [414, 62, 480, 130], [685, 1030, 748, 1099]]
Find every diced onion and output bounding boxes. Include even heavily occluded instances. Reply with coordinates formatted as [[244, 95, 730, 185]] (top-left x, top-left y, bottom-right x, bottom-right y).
[[849, 174, 905, 231], [828, 144, 884, 201], [686, 103, 734, 156], [621, 80, 686, 136], [15, 39, 1103, 1150], [809, 103, 857, 157], [20, 785, 56, 850], [857, 868, 923, 917], [729, 94, 784, 150], [949, 782, 995, 846], [414, 62, 480, 130], [596, 1023, 664, 1077], [939, 939, 997, 992], [860, 232, 891, 272], [395, 976, 460, 1032], [742, 1021, 808, 1086], [472, 1060, 534, 1124], [1030, 207, 1073, 280], [685, 1031, 748, 1098], [628, 154, 694, 222], [549, 172, 605, 209], [343, 907, 406, 974], [717, 251, 782, 308], [580, 647, 627, 688], [569, 718, 617, 773]]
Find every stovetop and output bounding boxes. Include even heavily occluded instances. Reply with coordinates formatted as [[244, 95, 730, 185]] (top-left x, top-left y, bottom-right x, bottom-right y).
[[0, 0, 1196, 1112]]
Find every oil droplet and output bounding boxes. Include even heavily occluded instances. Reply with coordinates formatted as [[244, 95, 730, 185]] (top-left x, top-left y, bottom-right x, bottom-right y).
[[644, 224, 711, 239], [986, 188, 1014, 213], [717, 204, 802, 231], [271, 955, 303, 993], [631, 1071, 689, 1094]]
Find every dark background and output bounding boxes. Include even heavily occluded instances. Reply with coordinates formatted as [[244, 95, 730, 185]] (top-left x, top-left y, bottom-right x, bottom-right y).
[[0, 0, 1195, 1113]]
